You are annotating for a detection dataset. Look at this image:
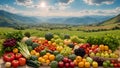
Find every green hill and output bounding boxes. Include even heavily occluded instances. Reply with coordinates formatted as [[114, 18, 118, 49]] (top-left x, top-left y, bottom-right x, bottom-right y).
[[99, 14, 120, 26]]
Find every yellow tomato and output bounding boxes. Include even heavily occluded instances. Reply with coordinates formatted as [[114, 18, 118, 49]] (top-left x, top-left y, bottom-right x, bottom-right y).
[[43, 55, 49, 60], [78, 62, 84, 68], [41, 58, 46, 63], [46, 60, 50, 65], [49, 55, 55, 61], [13, 48, 18, 53]]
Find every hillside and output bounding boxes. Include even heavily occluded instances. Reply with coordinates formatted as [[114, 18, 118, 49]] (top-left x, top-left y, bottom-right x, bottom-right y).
[[0, 10, 40, 27], [99, 14, 120, 26]]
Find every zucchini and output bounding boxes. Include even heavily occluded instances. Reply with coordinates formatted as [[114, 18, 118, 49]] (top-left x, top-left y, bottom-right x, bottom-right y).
[[26, 60, 40, 68]]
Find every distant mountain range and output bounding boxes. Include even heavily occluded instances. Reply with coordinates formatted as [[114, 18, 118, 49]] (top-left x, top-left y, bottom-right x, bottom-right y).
[[0, 10, 117, 27]]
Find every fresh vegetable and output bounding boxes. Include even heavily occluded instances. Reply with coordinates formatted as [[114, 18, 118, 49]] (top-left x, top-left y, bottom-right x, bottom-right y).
[[3, 39, 16, 47], [32, 43, 39, 49], [3, 52, 15, 62], [15, 53, 22, 59], [55, 54, 64, 62], [74, 48, 86, 57], [26, 60, 40, 68], [17, 42, 31, 59], [50, 61, 58, 68], [45, 33, 53, 41], [30, 55, 38, 61], [19, 57, 26, 66], [40, 50, 47, 56], [12, 60, 19, 68], [5, 62, 11, 68], [25, 39, 33, 46], [58, 61, 64, 68]]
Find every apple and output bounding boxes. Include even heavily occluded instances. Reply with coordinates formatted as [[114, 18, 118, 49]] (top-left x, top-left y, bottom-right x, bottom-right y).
[[96, 53, 100, 57], [68, 59, 72, 63], [104, 53, 109, 58], [58, 61, 64, 67], [65, 63, 69, 68], [63, 57, 69, 63], [101, 53, 105, 57], [92, 61, 98, 68], [89, 52, 95, 57], [70, 62, 75, 68], [103, 62, 108, 68]]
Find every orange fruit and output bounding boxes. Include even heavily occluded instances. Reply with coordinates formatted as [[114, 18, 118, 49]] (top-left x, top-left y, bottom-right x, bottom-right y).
[[78, 62, 84, 68], [13, 48, 18, 53], [46, 60, 50, 65], [85, 62, 90, 68], [76, 56, 82, 62], [43, 55, 49, 60], [82, 59, 86, 63], [104, 45, 109, 51], [73, 60, 78, 66], [41, 58, 45, 63], [38, 57, 43, 62], [49, 55, 55, 61], [46, 53, 51, 56]]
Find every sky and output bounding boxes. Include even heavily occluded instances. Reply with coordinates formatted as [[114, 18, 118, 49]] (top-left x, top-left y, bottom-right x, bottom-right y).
[[0, 0, 120, 17]]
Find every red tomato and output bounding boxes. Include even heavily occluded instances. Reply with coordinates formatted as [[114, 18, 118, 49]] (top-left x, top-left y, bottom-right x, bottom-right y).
[[19, 57, 26, 66], [118, 63, 120, 67], [12, 60, 19, 68], [15, 53, 22, 59], [3, 52, 15, 62], [111, 60, 115, 63]]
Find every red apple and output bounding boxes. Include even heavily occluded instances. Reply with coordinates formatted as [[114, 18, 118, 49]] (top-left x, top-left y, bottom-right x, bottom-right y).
[[63, 57, 68, 63], [58, 61, 64, 68], [70, 62, 75, 68], [65, 63, 69, 68], [68, 59, 72, 63]]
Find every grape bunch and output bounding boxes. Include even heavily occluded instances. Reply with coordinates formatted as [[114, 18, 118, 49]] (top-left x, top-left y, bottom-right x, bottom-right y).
[[3, 39, 16, 47]]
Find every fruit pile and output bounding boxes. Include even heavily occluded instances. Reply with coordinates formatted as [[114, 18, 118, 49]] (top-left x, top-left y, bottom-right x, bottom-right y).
[[0, 32, 120, 68]]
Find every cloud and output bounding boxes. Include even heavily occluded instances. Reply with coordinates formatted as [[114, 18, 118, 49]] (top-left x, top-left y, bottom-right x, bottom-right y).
[[83, 0, 115, 5], [0, 4, 17, 13], [15, 0, 32, 6], [58, 0, 74, 5]]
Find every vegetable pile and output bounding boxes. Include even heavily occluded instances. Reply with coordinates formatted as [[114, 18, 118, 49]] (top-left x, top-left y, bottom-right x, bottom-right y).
[[0, 32, 120, 68]]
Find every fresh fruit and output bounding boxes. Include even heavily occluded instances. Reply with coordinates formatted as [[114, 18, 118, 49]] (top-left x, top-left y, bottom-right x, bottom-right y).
[[49, 55, 55, 61], [19, 57, 26, 66], [89, 52, 95, 57], [63, 57, 69, 63], [15, 53, 22, 59], [78, 62, 84, 68], [103, 62, 108, 68], [50, 61, 58, 68], [74, 48, 86, 57], [35, 52, 40, 57], [58, 61, 64, 68], [55, 54, 64, 62], [46, 59, 50, 65], [43, 55, 49, 60], [5, 62, 11, 68], [32, 43, 39, 49], [92, 61, 98, 68], [106, 60, 110, 66], [56, 46, 63, 52], [12, 60, 19, 68], [45, 33, 53, 41], [68, 54, 76, 61], [96, 52, 100, 57], [82, 59, 86, 63], [99, 45, 104, 51], [85, 62, 90, 68], [70, 62, 75, 68], [3, 52, 15, 62], [76, 56, 82, 62], [110, 63, 114, 67], [30, 50, 36, 55], [104, 45, 109, 51], [86, 57, 93, 64], [13, 48, 18, 53], [65, 63, 69, 68], [53, 51, 59, 56], [67, 43, 74, 48]]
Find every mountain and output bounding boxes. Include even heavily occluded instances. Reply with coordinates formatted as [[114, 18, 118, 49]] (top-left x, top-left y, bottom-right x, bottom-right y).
[[0, 10, 41, 27], [99, 14, 120, 25], [42, 16, 113, 25]]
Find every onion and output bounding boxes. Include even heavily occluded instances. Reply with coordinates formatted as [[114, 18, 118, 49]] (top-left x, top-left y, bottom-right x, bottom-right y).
[[5, 62, 11, 68]]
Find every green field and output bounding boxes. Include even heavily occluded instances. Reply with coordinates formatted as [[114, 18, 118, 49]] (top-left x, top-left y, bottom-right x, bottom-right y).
[[0, 27, 120, 38]]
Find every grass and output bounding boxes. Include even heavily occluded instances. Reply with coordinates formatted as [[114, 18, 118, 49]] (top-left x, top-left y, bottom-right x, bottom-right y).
[[0, 27, 120, 38]]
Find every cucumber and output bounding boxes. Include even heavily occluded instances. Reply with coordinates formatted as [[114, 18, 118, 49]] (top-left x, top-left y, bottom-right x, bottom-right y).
[[26, 60, 40, 68]]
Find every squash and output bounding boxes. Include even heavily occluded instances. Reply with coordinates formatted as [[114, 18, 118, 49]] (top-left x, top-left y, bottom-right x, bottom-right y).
[[55, 54, 64, 62], [50, 61, 58, 68], [68, 54, 76, 61], [45, 33, 53, 41]]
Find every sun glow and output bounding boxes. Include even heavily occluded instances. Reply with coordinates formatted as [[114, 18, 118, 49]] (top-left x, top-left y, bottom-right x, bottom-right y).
[[40, 2, 46, 8]]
